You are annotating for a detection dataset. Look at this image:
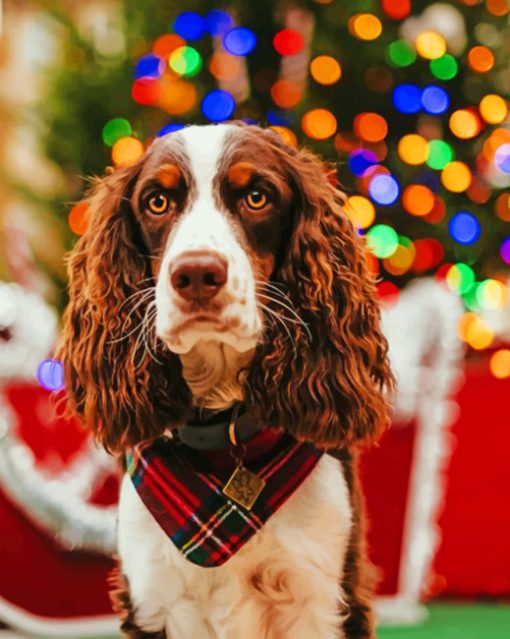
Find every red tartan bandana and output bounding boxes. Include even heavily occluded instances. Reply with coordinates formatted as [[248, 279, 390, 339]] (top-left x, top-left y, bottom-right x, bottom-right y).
[[126, 432, 323, 567]]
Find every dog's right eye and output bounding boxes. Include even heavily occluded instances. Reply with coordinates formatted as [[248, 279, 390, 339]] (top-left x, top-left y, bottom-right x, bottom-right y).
[[146, 192, 171, 216]]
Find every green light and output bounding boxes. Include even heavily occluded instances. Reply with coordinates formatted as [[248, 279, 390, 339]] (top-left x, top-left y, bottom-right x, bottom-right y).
[[366, 224, 399, 258], [169, 46, 203, 77], [102, 118, 132, 147], [427, 140, 454, 170], [462, 284, 480, 311], [388, 40, 417, 68], [447, 262, 475, 294], [430, 54, 458, 81]]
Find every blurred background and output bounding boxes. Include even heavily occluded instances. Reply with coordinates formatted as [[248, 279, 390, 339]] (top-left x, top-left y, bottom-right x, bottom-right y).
[[0, 0, 509, 637]]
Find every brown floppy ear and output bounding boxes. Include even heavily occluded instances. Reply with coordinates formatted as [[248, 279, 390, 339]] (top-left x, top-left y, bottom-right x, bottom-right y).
[[56, 164, 190, 453], [246, 143, 394, 449]]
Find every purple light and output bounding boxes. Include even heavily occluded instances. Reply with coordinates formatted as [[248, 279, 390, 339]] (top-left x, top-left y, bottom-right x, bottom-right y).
[[348, 149, 379, 177], [421, 85, 450, 115], [369, 174, 400, 205], [501, 237, 510, 265], [495, 144, 510, 173], [37, 359, 64, 392], [223, 27, 257, 56]]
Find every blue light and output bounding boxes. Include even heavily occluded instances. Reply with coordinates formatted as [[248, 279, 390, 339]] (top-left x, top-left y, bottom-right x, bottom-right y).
[[448, 212, 481, 245], [173, 12, 206, 41], [369, 174, 400, 205], [158, 123, 185, 137], [37, 359, 64, 392], [266, 109, 296, 126], [206, 10, 234, 36], [421, 85, 450, 115], [495, 144, 510, 173], [349, 149, 379, 177], [393, 84, 422, 114], [223, 27, 257, 56], [201, 90, 236, 122], [133, 54, 165, 79]]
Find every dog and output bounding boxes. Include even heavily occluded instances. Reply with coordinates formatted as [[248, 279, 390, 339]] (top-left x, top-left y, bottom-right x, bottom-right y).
[[57, 122, 394, 639]]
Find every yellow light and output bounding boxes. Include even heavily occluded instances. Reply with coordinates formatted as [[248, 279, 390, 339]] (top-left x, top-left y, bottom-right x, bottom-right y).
[[345, 195, 376, 229], [415, 31, 447, 60], [384, 243, 415, 275], [398, 134, 429, 165], [112, 137, 144, 167], [301, 109, 337, 140], [479, 94, 508, 124], [477, 279, 508, 310], [441, 161, 472, 192], [449, 109, 482, 139], [490, 349, 510, 378], [458, 313, 494, 350], [350, 13, 383, 41], [269, 126, 298, 147], [310, 56, 342, 85]]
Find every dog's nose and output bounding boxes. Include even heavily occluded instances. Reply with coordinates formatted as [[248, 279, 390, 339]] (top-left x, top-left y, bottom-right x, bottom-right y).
[[170, 252, 228, 302]]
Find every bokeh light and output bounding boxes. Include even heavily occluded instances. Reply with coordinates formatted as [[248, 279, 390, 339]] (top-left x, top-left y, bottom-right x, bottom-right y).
[[223, 27, 257, 56], [427, 140, 454, 169], [415, 31, 447, 60], [369, 174, 400, 205], [430, 54, 458, 80], [495, 193, 510, 221], [495, 144, 510, 173], [269, 126, 297, 147], [169, 46, 203, 77], [468, 45, 495, 73], [102, 118, 132, 146], [132, 78, 161, 105], [201, 89, 236, 122], [273, 29, 305, 55], [350, 14, 383, 41], [345, 195, 376, 229], [367, 224, 399, 258], [382, 0, 411, 20], [152, 34, 185, 58], [398, 134, 429, 165], [402, 185, 435, 216], [458, 312, 494, 349], [412, 238, 444, 272], [476, 279, 507, 310], [206, 9, 234, 36], [421, 85, 450, 114], [448, 211, 481, 244], [486, 0, 509, 17], [449, 109, 482, 139], [301, 108, 337, 140], [349, 149, 379, 176], [310, 56, 342, 85], [354, 112, 388, 142], [68, 202, 89, 236], [490, 349, 510, 379], [158, 123, 185, 136], [111, 137, 144, 166], [134, 54, 165, 79], [388, 40, 416, 67], [157, 78, 197, 115], [37, 359, 65, 392], [501, 237, 510, 264], [441, 162, 472, 192], [173, 12, 206, 41], [209, 52, 242, 81], [447, 263, 476, 294], [393, 84, 422, 114], [271, 80, 302, 108], [479, 94, 508, 124]]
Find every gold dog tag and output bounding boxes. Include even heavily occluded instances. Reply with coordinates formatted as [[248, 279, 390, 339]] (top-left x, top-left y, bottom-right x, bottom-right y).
[[223, 464, 266, 510]]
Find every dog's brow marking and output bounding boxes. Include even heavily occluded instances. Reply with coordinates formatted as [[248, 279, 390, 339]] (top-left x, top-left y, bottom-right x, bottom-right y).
[[155, 163, 182, 189], [227, 162, 256, 188]]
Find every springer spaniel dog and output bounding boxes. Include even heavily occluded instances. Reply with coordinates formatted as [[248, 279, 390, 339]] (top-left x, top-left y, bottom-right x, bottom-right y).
[[57, 122, 393, 639]]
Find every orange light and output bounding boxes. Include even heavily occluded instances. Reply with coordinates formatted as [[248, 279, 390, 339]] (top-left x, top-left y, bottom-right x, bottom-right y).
[[345, 195, 376, 229], [270, 79, 302, 109], [449, 109, 482, 139], [495, 193, 510, 221], [310, 55, 342, 85], [490, 349, 510, 378], [458, 312, 494, 350], [68, 202, 90, 236], [349, 13, 383, 41], [486, 0, 509, 17], [415, 31, 446, 60], [354, 112, 388, 143], [467, 45, 495, 73], [152, 34, 186, 59], [111, 137, 144, 167], [398, 134, 429, 165], [402, 185, 435, 216], [269, 126, 298, 147], [479, 94, 508, 124], [157, 77, 197, 115], [384, 243, 416, 276], [209, 52, 243, 81], [441, 162, 472, 192], [301, 109, 337, 140]]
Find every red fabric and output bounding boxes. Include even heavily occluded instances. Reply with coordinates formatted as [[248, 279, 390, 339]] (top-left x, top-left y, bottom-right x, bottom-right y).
[[432, 354, 510, 597], [360, 421, 416, 595]]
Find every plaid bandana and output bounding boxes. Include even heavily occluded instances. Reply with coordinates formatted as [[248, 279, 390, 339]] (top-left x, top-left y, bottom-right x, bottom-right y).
[[126, 432, 323, 567]]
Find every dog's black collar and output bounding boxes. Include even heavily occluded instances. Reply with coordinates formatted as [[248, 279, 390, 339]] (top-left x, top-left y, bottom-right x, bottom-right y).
[[171, 403, 263, 451]]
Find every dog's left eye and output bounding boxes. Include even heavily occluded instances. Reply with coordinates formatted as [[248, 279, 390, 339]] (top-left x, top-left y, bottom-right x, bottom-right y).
[[244, 189, 268, 211], [147, 192, 170, 216]]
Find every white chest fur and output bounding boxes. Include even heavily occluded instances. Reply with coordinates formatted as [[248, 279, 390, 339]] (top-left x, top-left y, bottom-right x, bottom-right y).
[[118, 454, 352, 639]]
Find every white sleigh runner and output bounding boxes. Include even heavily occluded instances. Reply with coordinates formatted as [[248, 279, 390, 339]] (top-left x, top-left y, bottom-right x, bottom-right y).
[[0, 278, 463, 636]]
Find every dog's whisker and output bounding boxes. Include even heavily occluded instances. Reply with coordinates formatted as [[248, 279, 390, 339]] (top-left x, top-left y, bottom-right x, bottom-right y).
[[119, 291, 156, 335], [258, 303, 296, 349], [118, 287, 156, 312], [256, 293, 312, 341]]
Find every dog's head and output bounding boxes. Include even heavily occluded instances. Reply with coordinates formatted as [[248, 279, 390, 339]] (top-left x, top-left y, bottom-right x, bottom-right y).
[[58, 123, 394, 452]]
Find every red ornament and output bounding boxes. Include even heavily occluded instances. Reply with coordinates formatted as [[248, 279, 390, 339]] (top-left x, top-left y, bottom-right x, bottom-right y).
[[273, 29, 305, 56]]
